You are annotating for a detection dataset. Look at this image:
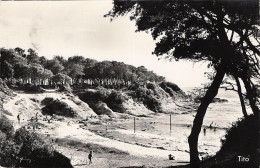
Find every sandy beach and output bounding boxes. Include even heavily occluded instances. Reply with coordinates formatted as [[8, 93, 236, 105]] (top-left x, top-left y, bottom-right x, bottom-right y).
[[2, 90, 249, 167]]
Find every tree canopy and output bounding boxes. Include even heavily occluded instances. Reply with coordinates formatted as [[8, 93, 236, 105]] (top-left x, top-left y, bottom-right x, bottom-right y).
[[0, 47, 165, 87]]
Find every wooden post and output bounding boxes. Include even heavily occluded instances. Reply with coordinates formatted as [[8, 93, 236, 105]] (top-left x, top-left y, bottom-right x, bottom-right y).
[[134, 117, 136, 133], [170, 113, 172, 132]]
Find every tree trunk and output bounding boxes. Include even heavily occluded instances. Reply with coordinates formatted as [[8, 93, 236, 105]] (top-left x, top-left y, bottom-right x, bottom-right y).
[[188, 67, 226, 168], [241, 76, 259, 116], [234, 76, 248, 117]]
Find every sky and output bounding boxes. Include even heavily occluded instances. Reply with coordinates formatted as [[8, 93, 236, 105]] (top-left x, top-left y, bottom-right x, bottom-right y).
[[0, 1, 211, 88]]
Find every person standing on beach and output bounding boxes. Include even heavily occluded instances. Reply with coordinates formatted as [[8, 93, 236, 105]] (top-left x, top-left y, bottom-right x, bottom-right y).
[[88, 151, 93, 164]]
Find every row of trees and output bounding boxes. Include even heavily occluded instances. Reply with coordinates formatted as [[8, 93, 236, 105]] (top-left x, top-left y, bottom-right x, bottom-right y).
[[106, 0, 259, 167], [0, 48, 165, 87]]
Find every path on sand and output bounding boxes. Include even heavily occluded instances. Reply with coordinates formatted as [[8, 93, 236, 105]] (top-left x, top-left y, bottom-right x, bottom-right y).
[[53, 121, 190, 161]]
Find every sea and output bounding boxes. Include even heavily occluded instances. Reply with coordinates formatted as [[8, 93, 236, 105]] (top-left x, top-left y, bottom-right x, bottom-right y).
[[133, 87, 253, 159]]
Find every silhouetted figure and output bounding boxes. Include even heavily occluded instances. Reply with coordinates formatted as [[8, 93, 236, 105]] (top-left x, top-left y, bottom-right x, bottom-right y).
[[35, 112, 39, 122], [88, 151, 93, 164], [17, 114, 20, 125], [203, 127, 206, 135], [209, 122, 213, 129], [168, 154, 175, 160]]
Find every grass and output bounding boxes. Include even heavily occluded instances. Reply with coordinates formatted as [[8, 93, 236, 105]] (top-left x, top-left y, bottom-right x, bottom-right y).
[[55, 138, 129, 155]]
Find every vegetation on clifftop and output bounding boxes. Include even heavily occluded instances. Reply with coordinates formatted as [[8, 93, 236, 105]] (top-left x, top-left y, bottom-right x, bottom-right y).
[[0, 47, 165, 88]]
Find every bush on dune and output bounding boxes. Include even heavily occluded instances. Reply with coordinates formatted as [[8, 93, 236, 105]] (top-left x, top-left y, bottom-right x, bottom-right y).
[[105, 91, 126, 113], [77, 88, 127, 114], [13, 128, 72, 168], [41, 98, 77, 118], [0, 79, 13, 96], [0, 115, 14, 138], [159, 82, 186, 99], [0, 115, 72, 167], [159, 81, 182, 93], [58, 83, 72, 92], [33, 151, 72, 168], [129, 86, 162, 112], [0, 134, 19, 167], [14, 128, 53, 159], [14, 84, 45, 93], [215, 114, 259, 167], [77, 88, 109, 103], [93, 102, 113, 116], [146, 82, 156, 90], [41, 97, 55, 106]]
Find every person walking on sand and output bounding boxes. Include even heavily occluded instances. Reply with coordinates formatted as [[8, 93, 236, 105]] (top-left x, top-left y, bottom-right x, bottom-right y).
[[17, 114, 20, 125], [203, 127, 206, 135], [88, 151, 93, 164], [35, 112, 38, 122]]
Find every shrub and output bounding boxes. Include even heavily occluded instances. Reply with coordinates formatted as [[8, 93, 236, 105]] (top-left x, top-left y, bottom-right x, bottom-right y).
[[0, 78, 13, 96], [105, 91, 126, 113], [18, 85, 45, 93], [0, 136, 20, 167], [41, 97, 55, 105], [217, 115, 259, 167], [13, 127, 72, 168], [14, 128, 49, 157], [0, 115, 14, 138], [146, 82, 156, 90], [107, 91, 125, 104], [77, 89, 108, 103], [142, 94, 162, 112], [159, 81, 182, 92], [77, 89, 126, 113], [0, 78, 8, 88], [0, 117, 72, 168], [219, 115, 258, 155], [129, 87, 162, 112], [58, 83, 72, 92], [93, 102, 113, 115], [42, 99, 77, 118], [0, 130, 6, 142], [128, 82, 140, 90], [0, 117, 19, 167], [31, 151, 72, 168]]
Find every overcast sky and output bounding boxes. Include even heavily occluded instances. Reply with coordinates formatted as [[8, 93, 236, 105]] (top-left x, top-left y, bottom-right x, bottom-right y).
[[0, 1, 211, 88]]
